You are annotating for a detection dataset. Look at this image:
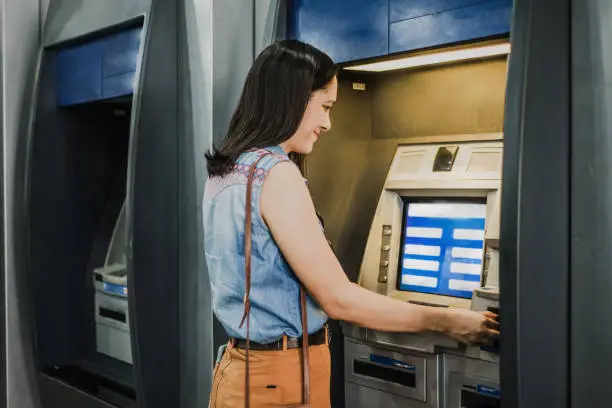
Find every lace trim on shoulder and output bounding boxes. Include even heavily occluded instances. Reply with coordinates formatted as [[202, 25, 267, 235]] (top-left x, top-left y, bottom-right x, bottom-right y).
[[205, 149, 290, 200]]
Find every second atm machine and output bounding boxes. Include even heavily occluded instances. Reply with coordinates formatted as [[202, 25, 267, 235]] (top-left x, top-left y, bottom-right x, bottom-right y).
[[23, 2, 186, 407], [343, 139, 502, 408]]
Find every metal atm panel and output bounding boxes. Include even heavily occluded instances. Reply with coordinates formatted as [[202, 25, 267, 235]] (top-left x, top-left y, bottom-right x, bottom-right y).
[[344, 338, 440, 407], [444, 354, 499, 408]]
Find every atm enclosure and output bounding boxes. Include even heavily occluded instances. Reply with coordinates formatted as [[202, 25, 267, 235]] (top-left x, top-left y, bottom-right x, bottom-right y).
[[343, 139, 502, 408], [22, 2, 184, 407]]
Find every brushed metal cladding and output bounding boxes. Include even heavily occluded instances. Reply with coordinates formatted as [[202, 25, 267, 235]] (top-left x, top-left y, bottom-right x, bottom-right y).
[[43, 0, 151, 45]]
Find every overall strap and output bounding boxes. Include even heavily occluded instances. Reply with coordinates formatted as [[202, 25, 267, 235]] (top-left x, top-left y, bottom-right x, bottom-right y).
[[239, 151, 311, 408]]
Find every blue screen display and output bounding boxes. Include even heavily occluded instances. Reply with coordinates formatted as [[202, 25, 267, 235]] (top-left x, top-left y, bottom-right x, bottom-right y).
[[398, 201, 486, 299]]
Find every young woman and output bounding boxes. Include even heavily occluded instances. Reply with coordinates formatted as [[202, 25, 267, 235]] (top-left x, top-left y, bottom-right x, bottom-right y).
[[204, 40, 499, 408]]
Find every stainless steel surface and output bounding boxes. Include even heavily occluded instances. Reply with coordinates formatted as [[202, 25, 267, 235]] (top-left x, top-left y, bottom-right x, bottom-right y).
[[40, 0, 51, 32], [345, 339, 427, 402], [448, 346, 499, 366], [340, 321, 367, 340], [343, 321, 460, 355], [254, 0, 282, 55], [345, 338, 440, 407], [472, 287, 499, 303], [444, 354, 499, 408], [212, 0, 254, 146], [178, 0, 214, 407], [43, 0, 151, 45], [4, 0, 43, 407], [365, 330, 460, 355], [346, 382, 428, 408]]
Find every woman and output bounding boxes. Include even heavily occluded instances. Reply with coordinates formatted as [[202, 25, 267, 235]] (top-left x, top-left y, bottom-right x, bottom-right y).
[[204, 40, 499, 408]]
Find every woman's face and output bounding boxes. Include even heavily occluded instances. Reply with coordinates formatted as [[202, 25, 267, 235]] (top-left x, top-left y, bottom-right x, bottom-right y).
[[281, 76, 338, 155]]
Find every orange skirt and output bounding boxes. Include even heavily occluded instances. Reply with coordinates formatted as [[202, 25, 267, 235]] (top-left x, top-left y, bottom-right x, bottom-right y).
[[209, 341, 331, 407]]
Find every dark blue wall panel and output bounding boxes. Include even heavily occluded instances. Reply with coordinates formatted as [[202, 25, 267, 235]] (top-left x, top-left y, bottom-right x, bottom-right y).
[[389, 0, 486, 22], [56, 27, 142, 107], [389, 0, 512, 53], [288, 0, 388, 63], [56, 41, 104, 106], [288, 0, 513, 63], [102, 71, 136, 99], [103, 28, 142, 78]]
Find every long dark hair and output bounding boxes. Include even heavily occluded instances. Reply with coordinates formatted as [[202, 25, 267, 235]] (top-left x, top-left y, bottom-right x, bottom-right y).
[[206, 40, 337, 177]]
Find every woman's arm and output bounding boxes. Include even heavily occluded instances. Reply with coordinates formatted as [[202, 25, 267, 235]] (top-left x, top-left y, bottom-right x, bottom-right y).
[[261, 162, 498, 344]]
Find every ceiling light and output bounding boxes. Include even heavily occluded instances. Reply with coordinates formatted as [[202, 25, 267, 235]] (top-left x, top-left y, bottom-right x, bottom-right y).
[[344, 43, 511, 72]]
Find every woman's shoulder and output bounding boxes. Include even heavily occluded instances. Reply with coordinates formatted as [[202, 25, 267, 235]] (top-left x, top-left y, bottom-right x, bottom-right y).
[[235, 146, 292, 181], [205, 147, 294, 201], [237, 146, 289, 165]]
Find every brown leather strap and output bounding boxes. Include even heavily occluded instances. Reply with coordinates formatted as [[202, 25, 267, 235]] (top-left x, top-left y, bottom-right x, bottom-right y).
[[240, 152, 269, 408], [240, 151, 313, 408], [300, 286, 311, 406]]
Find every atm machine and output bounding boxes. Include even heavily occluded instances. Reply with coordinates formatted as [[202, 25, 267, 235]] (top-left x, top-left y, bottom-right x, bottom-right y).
[[93, 202, 131, 364], [343, 138, 502, 407]]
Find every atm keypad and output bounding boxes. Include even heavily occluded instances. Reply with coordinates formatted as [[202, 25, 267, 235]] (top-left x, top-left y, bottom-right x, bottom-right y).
[[378, 225, 392, 283]]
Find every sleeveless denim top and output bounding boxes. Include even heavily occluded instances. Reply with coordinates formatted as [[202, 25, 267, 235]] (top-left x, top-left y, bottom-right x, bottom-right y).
[[203, 145, 328, 343]]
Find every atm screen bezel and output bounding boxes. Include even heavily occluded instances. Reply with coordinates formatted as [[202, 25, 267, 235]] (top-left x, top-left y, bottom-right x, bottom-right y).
[[395, 196, 487, 300]]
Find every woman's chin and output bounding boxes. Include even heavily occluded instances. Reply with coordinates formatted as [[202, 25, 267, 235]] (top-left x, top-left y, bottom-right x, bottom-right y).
[[294, 143, 315, 155]]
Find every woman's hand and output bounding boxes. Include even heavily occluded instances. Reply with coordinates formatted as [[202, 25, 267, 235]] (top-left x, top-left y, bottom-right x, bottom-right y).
[[442, 309, 500, 344]]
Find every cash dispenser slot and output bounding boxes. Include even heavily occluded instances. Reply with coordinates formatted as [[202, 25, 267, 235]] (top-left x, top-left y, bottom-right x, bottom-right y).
[[99, 307, 127, 324], [353, 359, 416, 388], [345, 340, 428, 402]]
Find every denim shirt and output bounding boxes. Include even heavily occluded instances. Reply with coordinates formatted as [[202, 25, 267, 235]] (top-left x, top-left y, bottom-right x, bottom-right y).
[[203, 145, 328, 344]]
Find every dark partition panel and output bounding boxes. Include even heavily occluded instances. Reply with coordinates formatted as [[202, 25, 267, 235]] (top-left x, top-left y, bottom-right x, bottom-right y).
[[571, 1, 612, 406], [500, 0, 570, 407], [128, 0, 179, 407], [0, 2, 6, 406]]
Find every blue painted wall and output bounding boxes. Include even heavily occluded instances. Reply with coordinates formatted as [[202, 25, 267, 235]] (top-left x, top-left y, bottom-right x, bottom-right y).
[[288, 0, 513, 63], [56, 27, 142, 106], [389, 0, 486, 22], [389, 0, 513, 53], [287, 0, 389, 63]]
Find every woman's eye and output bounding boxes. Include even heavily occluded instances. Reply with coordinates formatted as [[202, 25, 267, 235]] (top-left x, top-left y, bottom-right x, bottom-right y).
[[323, 105, 331, 112]]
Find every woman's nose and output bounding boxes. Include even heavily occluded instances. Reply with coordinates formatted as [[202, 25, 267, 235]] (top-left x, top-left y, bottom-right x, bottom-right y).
[[321, 117, 331, 132]]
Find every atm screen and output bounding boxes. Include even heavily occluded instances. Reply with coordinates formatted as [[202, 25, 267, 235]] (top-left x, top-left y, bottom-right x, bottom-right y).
[[397, 200, 486, 299]]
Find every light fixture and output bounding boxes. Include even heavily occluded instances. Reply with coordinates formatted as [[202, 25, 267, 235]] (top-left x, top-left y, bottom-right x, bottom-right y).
[[344, 42, 511, 72]]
